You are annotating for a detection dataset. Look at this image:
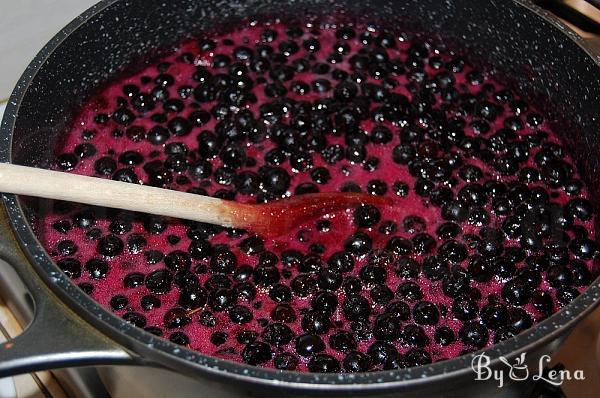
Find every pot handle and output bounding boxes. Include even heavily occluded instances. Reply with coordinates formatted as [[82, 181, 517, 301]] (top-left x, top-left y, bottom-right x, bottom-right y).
[[0, 199, 135, 377]]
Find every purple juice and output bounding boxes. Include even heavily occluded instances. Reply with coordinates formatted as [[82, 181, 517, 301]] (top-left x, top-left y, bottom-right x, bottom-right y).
[[38, 21, 598, 373]]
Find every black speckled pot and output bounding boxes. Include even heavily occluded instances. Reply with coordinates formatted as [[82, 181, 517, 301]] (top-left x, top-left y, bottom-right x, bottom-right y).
[[1, 1, 600, 397]]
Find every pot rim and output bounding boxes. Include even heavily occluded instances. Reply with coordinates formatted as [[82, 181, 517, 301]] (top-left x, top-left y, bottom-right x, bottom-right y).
[[1, 0, 600, 390]]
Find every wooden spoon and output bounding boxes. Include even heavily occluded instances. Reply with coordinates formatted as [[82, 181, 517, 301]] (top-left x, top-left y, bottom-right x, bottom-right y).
[[0, 163, 392, 236]]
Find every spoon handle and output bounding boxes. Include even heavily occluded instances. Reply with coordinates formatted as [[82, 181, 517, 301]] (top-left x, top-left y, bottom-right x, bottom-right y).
[[0, 163, 240, 227]]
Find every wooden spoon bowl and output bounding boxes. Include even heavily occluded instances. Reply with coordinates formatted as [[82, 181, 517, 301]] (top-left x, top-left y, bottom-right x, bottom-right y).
[[0, 163, 392, 237]]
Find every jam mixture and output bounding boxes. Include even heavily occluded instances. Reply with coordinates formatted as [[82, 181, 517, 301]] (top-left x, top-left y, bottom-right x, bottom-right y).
[[39, 21, 598, 373]]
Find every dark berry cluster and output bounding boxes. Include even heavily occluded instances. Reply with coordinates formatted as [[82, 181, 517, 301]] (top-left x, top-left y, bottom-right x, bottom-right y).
[[44, 20, 597, 373]]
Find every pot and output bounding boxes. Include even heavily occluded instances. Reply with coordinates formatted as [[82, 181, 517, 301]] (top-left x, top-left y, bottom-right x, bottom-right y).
[[1, 0, 600, 397]]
